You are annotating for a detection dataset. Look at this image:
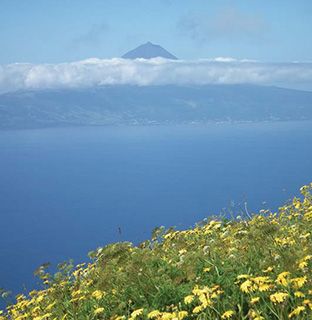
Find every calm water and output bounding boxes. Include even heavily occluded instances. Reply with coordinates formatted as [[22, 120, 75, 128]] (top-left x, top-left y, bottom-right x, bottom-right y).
[[0, 122, 312, 295]]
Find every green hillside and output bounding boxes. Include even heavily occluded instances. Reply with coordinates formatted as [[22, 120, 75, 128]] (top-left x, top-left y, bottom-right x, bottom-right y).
[[1, 184, 312, 320]]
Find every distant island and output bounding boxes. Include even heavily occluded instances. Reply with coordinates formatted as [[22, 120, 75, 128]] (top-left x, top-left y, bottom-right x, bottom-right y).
[[1, 84, 312, 129], [0, 43, 311, 130]]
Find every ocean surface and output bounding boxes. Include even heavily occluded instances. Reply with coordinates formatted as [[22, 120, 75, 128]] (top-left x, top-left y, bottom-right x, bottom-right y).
[[0, 121, 312, 296]]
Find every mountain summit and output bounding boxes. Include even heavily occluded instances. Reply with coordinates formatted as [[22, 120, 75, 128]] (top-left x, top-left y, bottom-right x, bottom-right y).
[[122, 42, 178, 60]]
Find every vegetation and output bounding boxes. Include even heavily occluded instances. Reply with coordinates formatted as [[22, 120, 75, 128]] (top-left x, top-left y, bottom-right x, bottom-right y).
[[1, 184, 312, 320]]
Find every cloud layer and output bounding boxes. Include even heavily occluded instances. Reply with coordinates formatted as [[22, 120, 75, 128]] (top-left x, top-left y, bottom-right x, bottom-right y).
[[1, 58, 312, 93]]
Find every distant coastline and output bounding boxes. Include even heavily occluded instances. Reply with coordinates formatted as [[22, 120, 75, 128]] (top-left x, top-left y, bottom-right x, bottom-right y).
[[1, 84, 312, 130]]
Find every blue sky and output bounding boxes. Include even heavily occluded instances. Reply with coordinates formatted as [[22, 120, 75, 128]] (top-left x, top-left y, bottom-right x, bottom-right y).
[[1, 0, 312, 64]]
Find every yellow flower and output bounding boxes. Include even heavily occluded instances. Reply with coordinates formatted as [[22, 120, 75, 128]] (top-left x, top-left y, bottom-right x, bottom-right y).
[[147, 310, 161, 319], [291, 277, 307, 289], [92, 290, 105, 300], [32, 306, 41, 313], [262, 266, 273, 273], [46, 302, 56, 311], [250, 297, 260, 304], [198, 294, 212, 307], [270, 292, 289, 304], [248, 309, 264, 320], [184, 295, 194, 304], [299, 255, 312, 269], [289, 306, 305, 318], [276, 272, 290, 286], [304, 209, 312, 221], [252, 276, 273, 292], [299, 261, 308, 269], [177, 311, 188, 319], [29, 290, 38, 297], [36, 295, 45, 303], [192, 286, 203, 296], [299, 232, 310, 239], [240, 280, 255, 293], [303, 299, 312, 310], [71, 289, 83, 297], [294, 291, 305, 298], [94, 307, 105, 315], [131, 308, 144, 319], [221, 310, 235, 319], [203, 267, 211, 272], [161, 312, 173, 320], [237, 274, 250, 280], [192, 305, 204, 314], [258, 283, 272, 292], [294, 200, 301, 209]]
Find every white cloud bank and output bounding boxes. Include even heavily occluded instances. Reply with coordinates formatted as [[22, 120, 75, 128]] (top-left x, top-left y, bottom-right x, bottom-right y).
[[0, 58, 312, 93]]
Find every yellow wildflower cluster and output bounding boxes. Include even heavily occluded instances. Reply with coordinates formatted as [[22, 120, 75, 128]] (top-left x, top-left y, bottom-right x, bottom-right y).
[[0, 183, 311, 319]]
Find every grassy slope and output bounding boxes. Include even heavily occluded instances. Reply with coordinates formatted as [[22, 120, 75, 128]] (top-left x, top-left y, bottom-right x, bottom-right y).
[[1, 184, 312, 320]]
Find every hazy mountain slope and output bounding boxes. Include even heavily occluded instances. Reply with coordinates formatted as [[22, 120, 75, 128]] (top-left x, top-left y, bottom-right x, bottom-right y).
[[0, 84, 312, 129]]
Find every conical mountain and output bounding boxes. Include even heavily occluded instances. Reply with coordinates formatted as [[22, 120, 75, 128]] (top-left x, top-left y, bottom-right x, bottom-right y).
[[122, 42, 178, 60]]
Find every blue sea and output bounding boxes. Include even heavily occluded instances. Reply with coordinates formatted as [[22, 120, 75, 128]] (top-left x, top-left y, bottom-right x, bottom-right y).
[[0, 121, 312, 296]]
